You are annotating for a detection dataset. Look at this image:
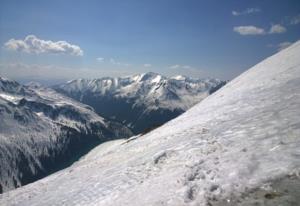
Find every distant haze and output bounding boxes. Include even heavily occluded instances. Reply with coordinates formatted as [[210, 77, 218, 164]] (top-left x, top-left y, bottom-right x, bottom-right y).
[[0, 0, 299, 83]]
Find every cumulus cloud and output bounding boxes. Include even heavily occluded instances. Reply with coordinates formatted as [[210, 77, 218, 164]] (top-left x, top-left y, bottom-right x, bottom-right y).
[[232, 8, 260, 16], [233, 26, 266, 35], [269, 24, 286, 34], [143, 64, 152, 68], [96, 57, 104, 62], [290, 14, 300, 25], [234, 24, 287, 36], [4, 35, 83, 56]]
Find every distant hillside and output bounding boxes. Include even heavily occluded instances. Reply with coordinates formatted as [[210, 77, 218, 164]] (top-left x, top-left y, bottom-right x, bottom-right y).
[[0, 78, 132, 193], [2, 41, 299, 205], [54, 73, 226, 134]]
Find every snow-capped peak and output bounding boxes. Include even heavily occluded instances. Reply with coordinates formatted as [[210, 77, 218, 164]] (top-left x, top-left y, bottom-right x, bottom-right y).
[[170, 74, 187, 81], [0, 78, 132, 193], [53, 73, 226, 133], [54, 72, 224, 110], [2, 40, 299, 205]]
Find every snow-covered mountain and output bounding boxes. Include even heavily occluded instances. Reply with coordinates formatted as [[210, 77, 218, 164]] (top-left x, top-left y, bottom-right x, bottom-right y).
[[1, 41, 299, 205], [0, 78, 132, 193], [54, 73, 226, 134]]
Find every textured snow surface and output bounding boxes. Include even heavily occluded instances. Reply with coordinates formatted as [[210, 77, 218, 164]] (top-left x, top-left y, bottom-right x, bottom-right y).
[[1, 41, 300, 205], [0, 80, 132, 193]]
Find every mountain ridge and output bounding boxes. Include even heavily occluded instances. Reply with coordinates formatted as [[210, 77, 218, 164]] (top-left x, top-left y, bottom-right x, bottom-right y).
[[0, 77, 132, 193], [54, 72, 226, 134], [1, 40, 299, 205]]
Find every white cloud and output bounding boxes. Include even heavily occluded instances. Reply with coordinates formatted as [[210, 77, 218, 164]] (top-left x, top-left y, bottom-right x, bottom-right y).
[[267, 41, 293, 51], [143, 64, 152, 68], [96, 57, 104, 62], [233, 26, 266, 35], [234, 24, 287, 36], [169, 64, 180, 69], [232, 8, 260, 16], [269, 24, 286, 34], [169, 64, 193, 69], [232, 11, 239, 16], [290, 14, 300, 25], [4, 35, 83, 56], [109, 58, 130, 67], [277, 42, 293, 51]]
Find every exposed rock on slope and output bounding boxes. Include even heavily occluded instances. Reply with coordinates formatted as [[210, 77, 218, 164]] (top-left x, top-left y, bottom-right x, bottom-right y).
[[54, 73, 226, 134], [0, 78, 132, 193], [1, 41, 300, 205]]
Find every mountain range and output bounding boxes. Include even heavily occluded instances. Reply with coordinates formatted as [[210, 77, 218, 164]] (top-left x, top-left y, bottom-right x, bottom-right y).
[[0, 72, 225, 193], [1, 40, 299, 205], [0, 78, 132, 193], [54, 73, 226, 134]]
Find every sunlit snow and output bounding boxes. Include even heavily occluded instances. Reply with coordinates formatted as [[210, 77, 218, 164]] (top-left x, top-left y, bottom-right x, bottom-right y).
[[1, 41, 300, 205]]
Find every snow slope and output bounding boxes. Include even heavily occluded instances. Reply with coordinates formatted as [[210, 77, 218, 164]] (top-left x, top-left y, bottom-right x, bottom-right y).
[[0, 78, 132, 193], [54, 73, 226, 134], [1, 41, 300, 205]]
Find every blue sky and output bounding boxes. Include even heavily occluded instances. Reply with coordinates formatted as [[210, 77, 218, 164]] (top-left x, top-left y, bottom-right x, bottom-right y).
[[0, 0, 299, 84]]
